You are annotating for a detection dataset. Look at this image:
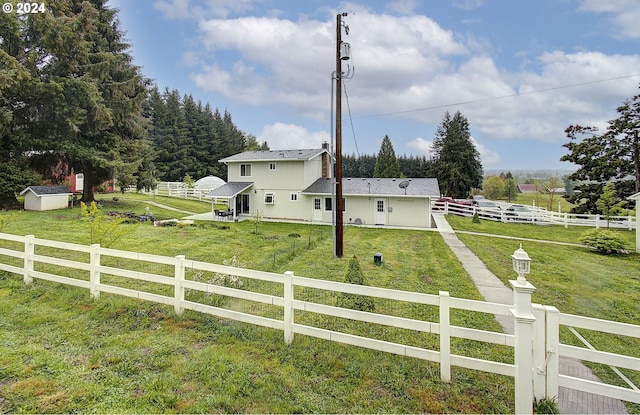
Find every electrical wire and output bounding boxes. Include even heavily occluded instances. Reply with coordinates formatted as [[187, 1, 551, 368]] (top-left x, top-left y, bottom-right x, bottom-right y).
[[356, 73, 640, 120], [342, 80, 360, 157]]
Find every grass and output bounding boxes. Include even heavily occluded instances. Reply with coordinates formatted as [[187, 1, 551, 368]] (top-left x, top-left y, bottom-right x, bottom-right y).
[[448, 214, 640, 413], [0, 196, 515, 413]]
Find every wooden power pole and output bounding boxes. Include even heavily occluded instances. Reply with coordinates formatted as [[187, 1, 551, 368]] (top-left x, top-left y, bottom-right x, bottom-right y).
[[335, 12, 346, 258]]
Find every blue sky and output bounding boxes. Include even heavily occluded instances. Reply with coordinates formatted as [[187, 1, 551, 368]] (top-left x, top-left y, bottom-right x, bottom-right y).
[[109, 0, 640, 171]]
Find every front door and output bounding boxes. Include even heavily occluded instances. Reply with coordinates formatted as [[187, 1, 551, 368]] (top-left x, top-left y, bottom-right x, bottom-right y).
[[375, 199, 386, 225], [312, 198, 322, 221]]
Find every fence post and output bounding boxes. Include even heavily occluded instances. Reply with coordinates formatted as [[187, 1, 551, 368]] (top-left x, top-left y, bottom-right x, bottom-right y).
[[439, 291, 451, 383], [544, 306, 560, 400], [23, 234, 35, 285], [283, 271, 294, 345], [564, 213, 568, 228], [532, 304, 546, 399], [174, 255, 185, 315], [89, 243, 101, 299], [510, 278, 536, 415], [444, 201, 449, 215], [595, 214, 600, 229]]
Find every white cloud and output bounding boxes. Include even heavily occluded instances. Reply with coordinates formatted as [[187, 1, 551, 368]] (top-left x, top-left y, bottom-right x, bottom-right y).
[[579, 0, 640, 39], [472, 138, 500, 167], [406, 137, 433, 156], [153, 0, 259, 19], [259, 123, 329, 150], [177, 4, 640, 151]]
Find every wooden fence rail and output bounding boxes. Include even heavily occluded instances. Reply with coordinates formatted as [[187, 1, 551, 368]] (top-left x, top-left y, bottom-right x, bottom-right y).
[[0, 232, 638, 412]]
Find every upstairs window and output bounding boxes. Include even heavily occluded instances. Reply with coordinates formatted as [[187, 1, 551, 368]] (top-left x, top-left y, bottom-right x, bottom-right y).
[[240, 164, 252, 177], [269, 162, 277, 171]]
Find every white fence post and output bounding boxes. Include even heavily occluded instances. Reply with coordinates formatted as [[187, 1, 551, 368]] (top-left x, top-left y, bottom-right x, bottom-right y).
[[439, 290, 451, 383], [174, 255, 185, 315], [510, 278, 536, 415], [284, 271, 294, 345], [23, 234, 34, 285], [532, 304, 546, 399], [89, 244, 101, 299], [544, 306, 560, 400], [596, 214, 600, 229]]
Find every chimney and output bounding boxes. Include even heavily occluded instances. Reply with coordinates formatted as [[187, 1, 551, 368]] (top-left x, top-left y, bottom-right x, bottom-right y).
[[321, 141, 331, 178]]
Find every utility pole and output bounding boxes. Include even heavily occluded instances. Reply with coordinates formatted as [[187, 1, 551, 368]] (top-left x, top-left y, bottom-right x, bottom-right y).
[[334, 12, 348, 258]]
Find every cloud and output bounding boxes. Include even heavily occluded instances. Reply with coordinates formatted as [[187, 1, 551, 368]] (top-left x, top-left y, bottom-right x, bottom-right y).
[[258, 123, 329, 150], [176, 4, 639, 150], [579, 0, 640, 39], [154, 0, 259, 19], [406, 137, 433, 156]]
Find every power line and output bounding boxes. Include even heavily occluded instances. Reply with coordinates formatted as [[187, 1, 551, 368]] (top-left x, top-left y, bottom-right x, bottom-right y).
[[342, 80, 360, 157], [356, 73, 640, 120]]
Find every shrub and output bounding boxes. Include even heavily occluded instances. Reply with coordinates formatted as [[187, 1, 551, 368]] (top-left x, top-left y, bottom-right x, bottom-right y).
[[579, 229, 627, 255], [472, 212, 481, 224], [337, 256, 375, 312]]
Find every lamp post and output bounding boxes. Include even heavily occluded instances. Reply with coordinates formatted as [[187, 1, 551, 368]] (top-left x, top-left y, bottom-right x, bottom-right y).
[[510, 243, 536, 414], [511, 243, 531, 285]]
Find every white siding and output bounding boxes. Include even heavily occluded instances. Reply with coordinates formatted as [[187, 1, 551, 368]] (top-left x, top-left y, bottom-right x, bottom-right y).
[[23, 193, 69, 211]]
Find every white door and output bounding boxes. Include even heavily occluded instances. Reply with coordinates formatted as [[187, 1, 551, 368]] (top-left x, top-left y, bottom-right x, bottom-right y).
[[313, 198, 322, 221], [375, 199, 386, 225]]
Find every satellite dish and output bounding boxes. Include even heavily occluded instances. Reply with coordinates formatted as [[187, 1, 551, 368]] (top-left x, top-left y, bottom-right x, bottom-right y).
[[399, 180, 410, 194]]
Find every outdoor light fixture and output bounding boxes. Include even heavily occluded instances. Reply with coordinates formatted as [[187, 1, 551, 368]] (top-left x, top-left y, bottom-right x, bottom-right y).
[[511, 243, 531, 284]]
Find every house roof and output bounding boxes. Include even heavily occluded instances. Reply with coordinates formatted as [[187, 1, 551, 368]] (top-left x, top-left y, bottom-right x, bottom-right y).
[[206, 182, 253, 198], [303, 178, 440, 197], [20, 185, 72, 196], [219, 148, 328, 163]]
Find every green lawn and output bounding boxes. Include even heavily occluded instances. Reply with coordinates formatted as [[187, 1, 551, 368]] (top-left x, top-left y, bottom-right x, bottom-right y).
[[448, 214, 640, 413], [0, 197, 515, 414]]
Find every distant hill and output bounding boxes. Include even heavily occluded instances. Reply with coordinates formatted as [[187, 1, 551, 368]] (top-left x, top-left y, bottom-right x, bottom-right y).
[[484, 169, 575, 180]]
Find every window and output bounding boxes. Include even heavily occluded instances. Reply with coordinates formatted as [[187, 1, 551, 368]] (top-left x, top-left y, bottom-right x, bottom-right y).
[[264, 193, 275, 204], [325, 197, 332, 211], [269, 162, 276, 171], [290, 193, 298, 202], [324, 197, 346, 211], [240, 164, 252, 177], [314, 198, 321, 210]]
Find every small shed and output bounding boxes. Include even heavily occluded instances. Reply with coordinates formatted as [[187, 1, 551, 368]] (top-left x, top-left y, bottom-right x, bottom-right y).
[[20, 186, 72, 211]]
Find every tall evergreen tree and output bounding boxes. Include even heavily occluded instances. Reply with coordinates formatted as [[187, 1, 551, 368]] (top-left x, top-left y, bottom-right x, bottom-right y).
[[431, 111, 483, 198], [1, 0, 148, 203], [373, 135, 401, 178], [561, 87, 640, 213]]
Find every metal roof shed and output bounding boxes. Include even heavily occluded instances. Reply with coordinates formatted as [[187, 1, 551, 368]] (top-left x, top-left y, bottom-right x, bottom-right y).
[[20, 186, 72, 211]]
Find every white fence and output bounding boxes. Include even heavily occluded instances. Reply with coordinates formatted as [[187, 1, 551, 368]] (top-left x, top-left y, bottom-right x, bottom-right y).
[[0, 233, 638, 413], [130, 182, 222, 202], [434, 201, 636, 230]]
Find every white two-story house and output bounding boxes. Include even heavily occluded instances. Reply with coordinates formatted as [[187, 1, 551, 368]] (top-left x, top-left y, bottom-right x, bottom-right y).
[[208, 145, 440, 228]]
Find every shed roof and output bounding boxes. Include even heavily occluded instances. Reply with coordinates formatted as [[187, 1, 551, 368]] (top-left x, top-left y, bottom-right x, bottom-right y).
[[20, 185, 72, 196], [219, 148, 328, 163], [303, 178, 440, 197]]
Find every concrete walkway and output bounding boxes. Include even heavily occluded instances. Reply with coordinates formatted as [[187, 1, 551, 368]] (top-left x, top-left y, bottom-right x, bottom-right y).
[[432, 213, 629, 414]]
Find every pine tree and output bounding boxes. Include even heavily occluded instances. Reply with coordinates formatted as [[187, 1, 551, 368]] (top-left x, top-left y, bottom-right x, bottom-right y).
[[431, 111, 483, 198], [373, 135, 401, 178]]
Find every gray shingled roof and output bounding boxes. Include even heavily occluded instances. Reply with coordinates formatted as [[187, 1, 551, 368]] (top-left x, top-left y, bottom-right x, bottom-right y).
[[219, 148, 328, 163], [206, 182, 253, 198], [20, 185, 72, 196], [302, 178, 440, 197]]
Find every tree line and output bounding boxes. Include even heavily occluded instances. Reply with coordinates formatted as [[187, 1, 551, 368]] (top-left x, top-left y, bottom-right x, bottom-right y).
[[0, 0, 267, 207]]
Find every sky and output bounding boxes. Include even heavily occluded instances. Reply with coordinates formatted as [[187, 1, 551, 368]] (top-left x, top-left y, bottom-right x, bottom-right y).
[[108, 0, 640, 172]]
